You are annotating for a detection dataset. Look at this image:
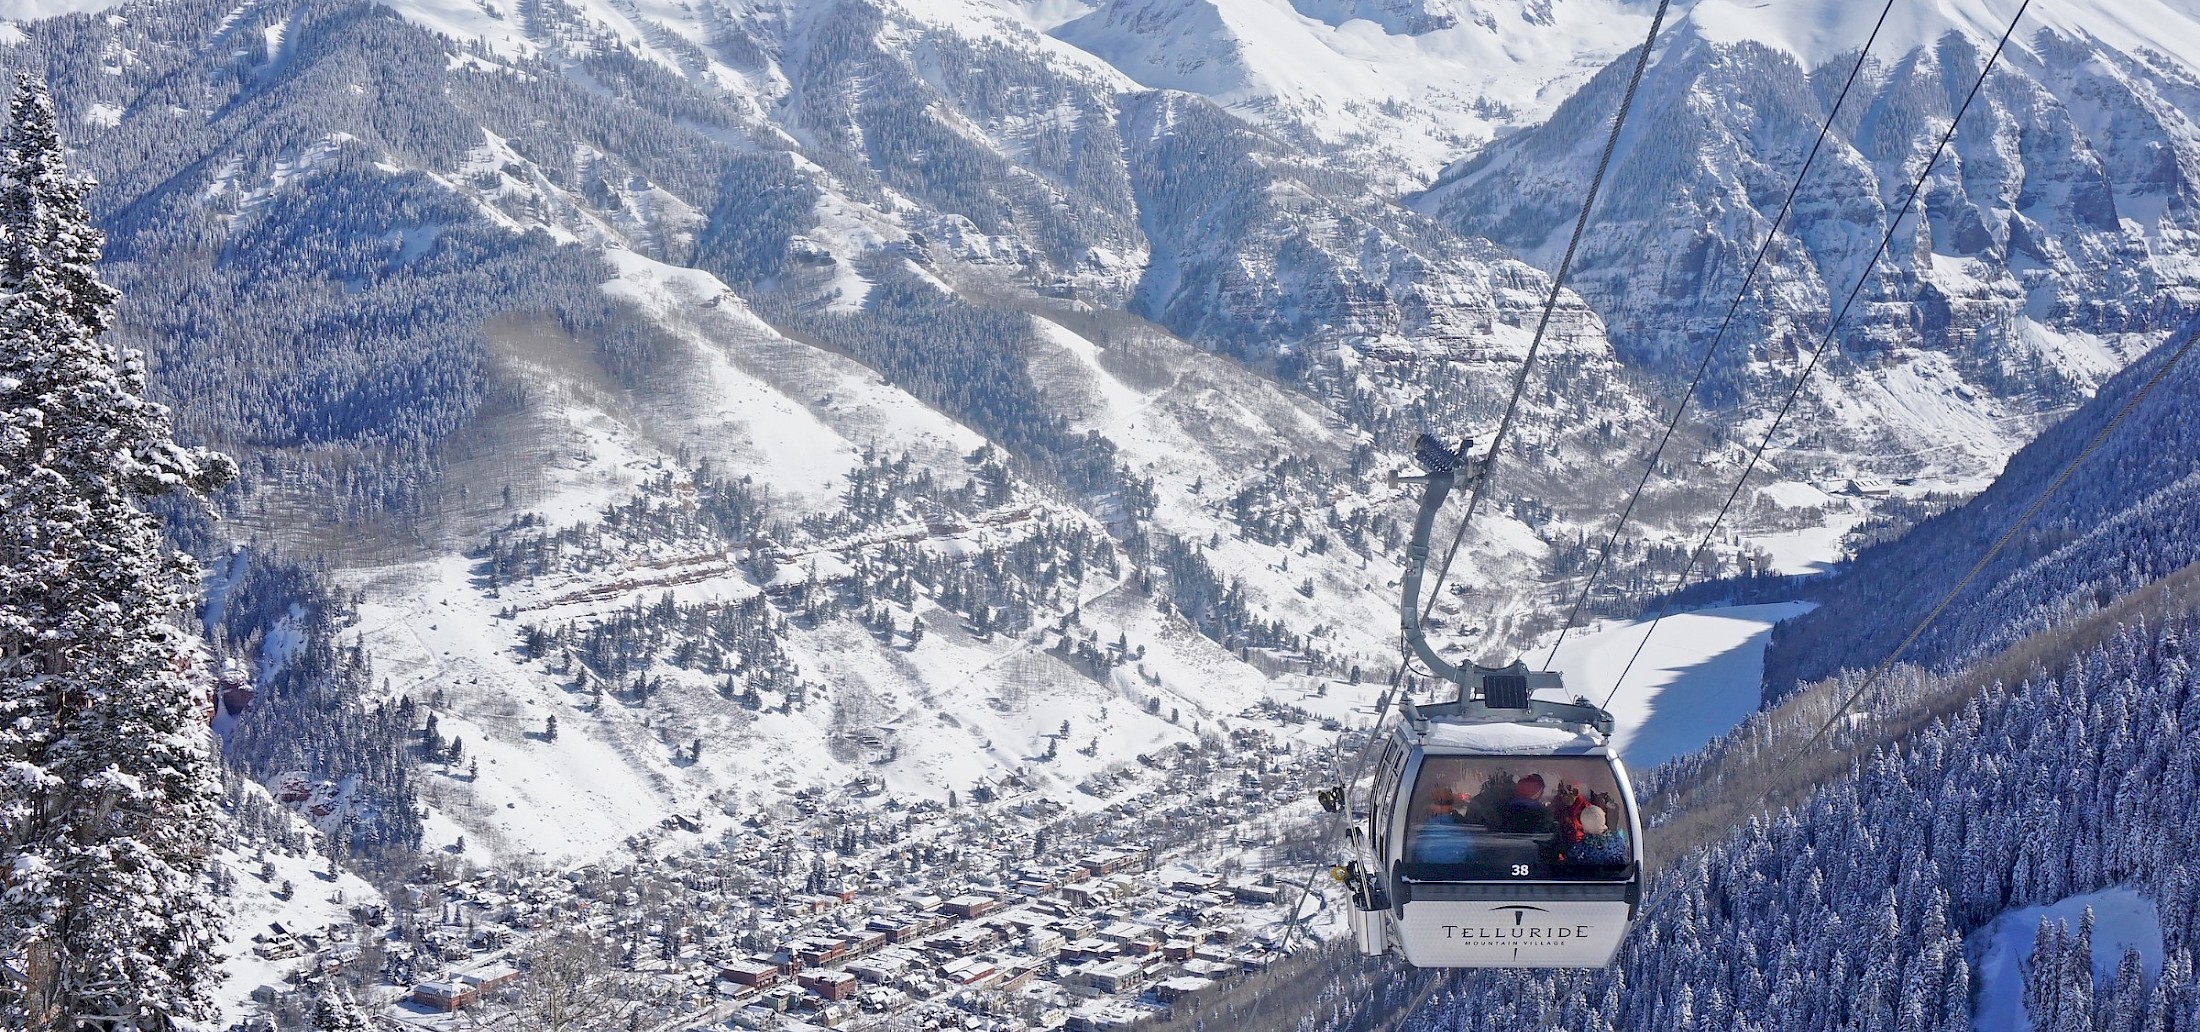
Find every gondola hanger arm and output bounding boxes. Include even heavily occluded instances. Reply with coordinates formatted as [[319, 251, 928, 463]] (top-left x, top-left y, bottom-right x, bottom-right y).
[[1393, 434, 1609, 736]]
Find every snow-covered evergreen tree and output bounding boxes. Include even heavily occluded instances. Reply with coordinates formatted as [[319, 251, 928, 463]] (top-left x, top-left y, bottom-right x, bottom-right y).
[[306, 983, 372, 1032], [1395, 607, 2200, 1032], [0, 73, 235, 1031]]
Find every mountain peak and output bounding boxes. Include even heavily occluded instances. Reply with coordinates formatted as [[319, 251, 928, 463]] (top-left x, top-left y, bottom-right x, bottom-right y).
[[1678, 0, 2200, 78], [1053, 0, 1655, 173]]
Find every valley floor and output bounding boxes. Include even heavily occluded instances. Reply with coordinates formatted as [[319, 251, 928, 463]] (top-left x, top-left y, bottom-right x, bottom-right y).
[[1546, 602, 1817, 770], [216, 587, 1828, 1031]]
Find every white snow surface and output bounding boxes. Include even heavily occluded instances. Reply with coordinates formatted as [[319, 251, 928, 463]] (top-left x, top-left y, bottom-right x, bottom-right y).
[[345, 540, 1296, 862], [1420, 719, 1603, 755], [1968, 887, 2166, 1032], [1681, 0, 2200, 77], [592, 248, 987, 514], [1745, 482, 1857, 575], [1052, 0, 1657, 174], [351, 556, 676, 863], [1544, 602, 1815, 769], [211, 786, 382, 1025], [0, 0, 118, 17], [1750, 519, 1857, 576]]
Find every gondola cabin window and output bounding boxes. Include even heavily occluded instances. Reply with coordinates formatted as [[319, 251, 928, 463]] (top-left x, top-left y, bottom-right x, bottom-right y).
[[1399, 756, 1632, 881], [1370, 740, 1407, 868]]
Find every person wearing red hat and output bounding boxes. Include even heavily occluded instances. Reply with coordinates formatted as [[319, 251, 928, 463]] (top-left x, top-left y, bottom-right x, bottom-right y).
[[1497, 772, 1556, 834]]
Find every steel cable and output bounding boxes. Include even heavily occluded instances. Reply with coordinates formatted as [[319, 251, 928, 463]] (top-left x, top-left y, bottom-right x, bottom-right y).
[[1421, 0, 1676, 616], [1788, 312, 2200, 761], [1602, 0, 2031, 710], [1277, 0, 1677, 975], [1541, 0, 1899, 671]]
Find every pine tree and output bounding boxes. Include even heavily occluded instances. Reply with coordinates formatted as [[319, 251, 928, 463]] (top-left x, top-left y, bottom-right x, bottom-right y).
[[2060, 909, 2096, 1032], [0, 73, 236, 1031], [2107, 948, 2147, 1032], [307, 983, 372, 1032]]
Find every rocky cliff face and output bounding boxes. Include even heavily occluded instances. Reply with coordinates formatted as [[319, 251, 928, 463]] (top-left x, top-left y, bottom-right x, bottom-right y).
[[1419, 9, 2200, 473]]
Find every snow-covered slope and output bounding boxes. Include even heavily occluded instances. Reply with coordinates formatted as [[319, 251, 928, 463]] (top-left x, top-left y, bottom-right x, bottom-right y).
[[1420, 0, 2200, 475], [1544, 601, 1812, 769], [8, 3, 2195, 1012], [1765, 311, 2200, 695], [1052, 0, 1655, 176], [209, 782, 383, 1026], [1685, 0, 2200, 76], [1968, 887, 2165, 1032]]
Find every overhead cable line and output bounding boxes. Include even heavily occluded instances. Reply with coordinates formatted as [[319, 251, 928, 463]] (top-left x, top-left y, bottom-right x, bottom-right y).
[[1275, 0, 1678, 977], [1786, 314, 2200, 761], [1600, 0, 2031, 710], [1540, 0, 1899, 671], [1637, 320, 2195, 920], [1277, 658, 1407, 953], [1420, 0, 1677, 621]]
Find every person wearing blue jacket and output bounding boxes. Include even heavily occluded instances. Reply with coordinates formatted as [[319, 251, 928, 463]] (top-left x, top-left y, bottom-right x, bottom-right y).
[[1568, 801, 1629, 865]]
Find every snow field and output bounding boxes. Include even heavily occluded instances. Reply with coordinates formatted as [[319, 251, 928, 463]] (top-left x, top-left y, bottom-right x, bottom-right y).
[[1967, 887, 2166, 1032], [350, 556, 674, 863], [211, 785, 383, 1025], [345, 495, 1309, 865], [1051, 0, 1661, 176], [1751, 348, 2037, 486], [1750, 518, 1857, 576], [479, 371, 660, 534], [0, 0, 121, 19], [1025, 313, 1413, 676], [1682, 0, 2200, 80], [1543, 601, 1817, 769], [605, 249, 987, 492]]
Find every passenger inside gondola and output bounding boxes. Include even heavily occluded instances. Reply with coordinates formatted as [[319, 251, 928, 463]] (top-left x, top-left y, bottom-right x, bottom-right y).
[[1398, 757, 1633, 879], [1568, 797, 1629, 865], [1407, 787, 1477, 864], [1553, 782, 1587, 848], [1463, 769, 1515, 827], [1497, 772, 1555, 833]]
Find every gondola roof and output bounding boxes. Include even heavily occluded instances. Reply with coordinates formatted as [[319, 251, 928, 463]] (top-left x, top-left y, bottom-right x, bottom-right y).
[[1415, 719, 1604, 755]]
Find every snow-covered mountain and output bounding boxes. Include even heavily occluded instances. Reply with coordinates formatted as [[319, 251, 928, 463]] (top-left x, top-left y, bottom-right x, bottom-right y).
[[1764, 308, 2200, 697], [6, 0, 2200, 1023], [1421, 0, 2200, 476], [12, 0, 1576, 870], [0, 0, 2170, 857], [1050, 0, 1655, 176]]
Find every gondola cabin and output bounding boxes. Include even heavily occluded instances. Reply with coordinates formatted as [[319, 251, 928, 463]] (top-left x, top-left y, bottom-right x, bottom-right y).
[[1345, 680, 1642, 968]]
